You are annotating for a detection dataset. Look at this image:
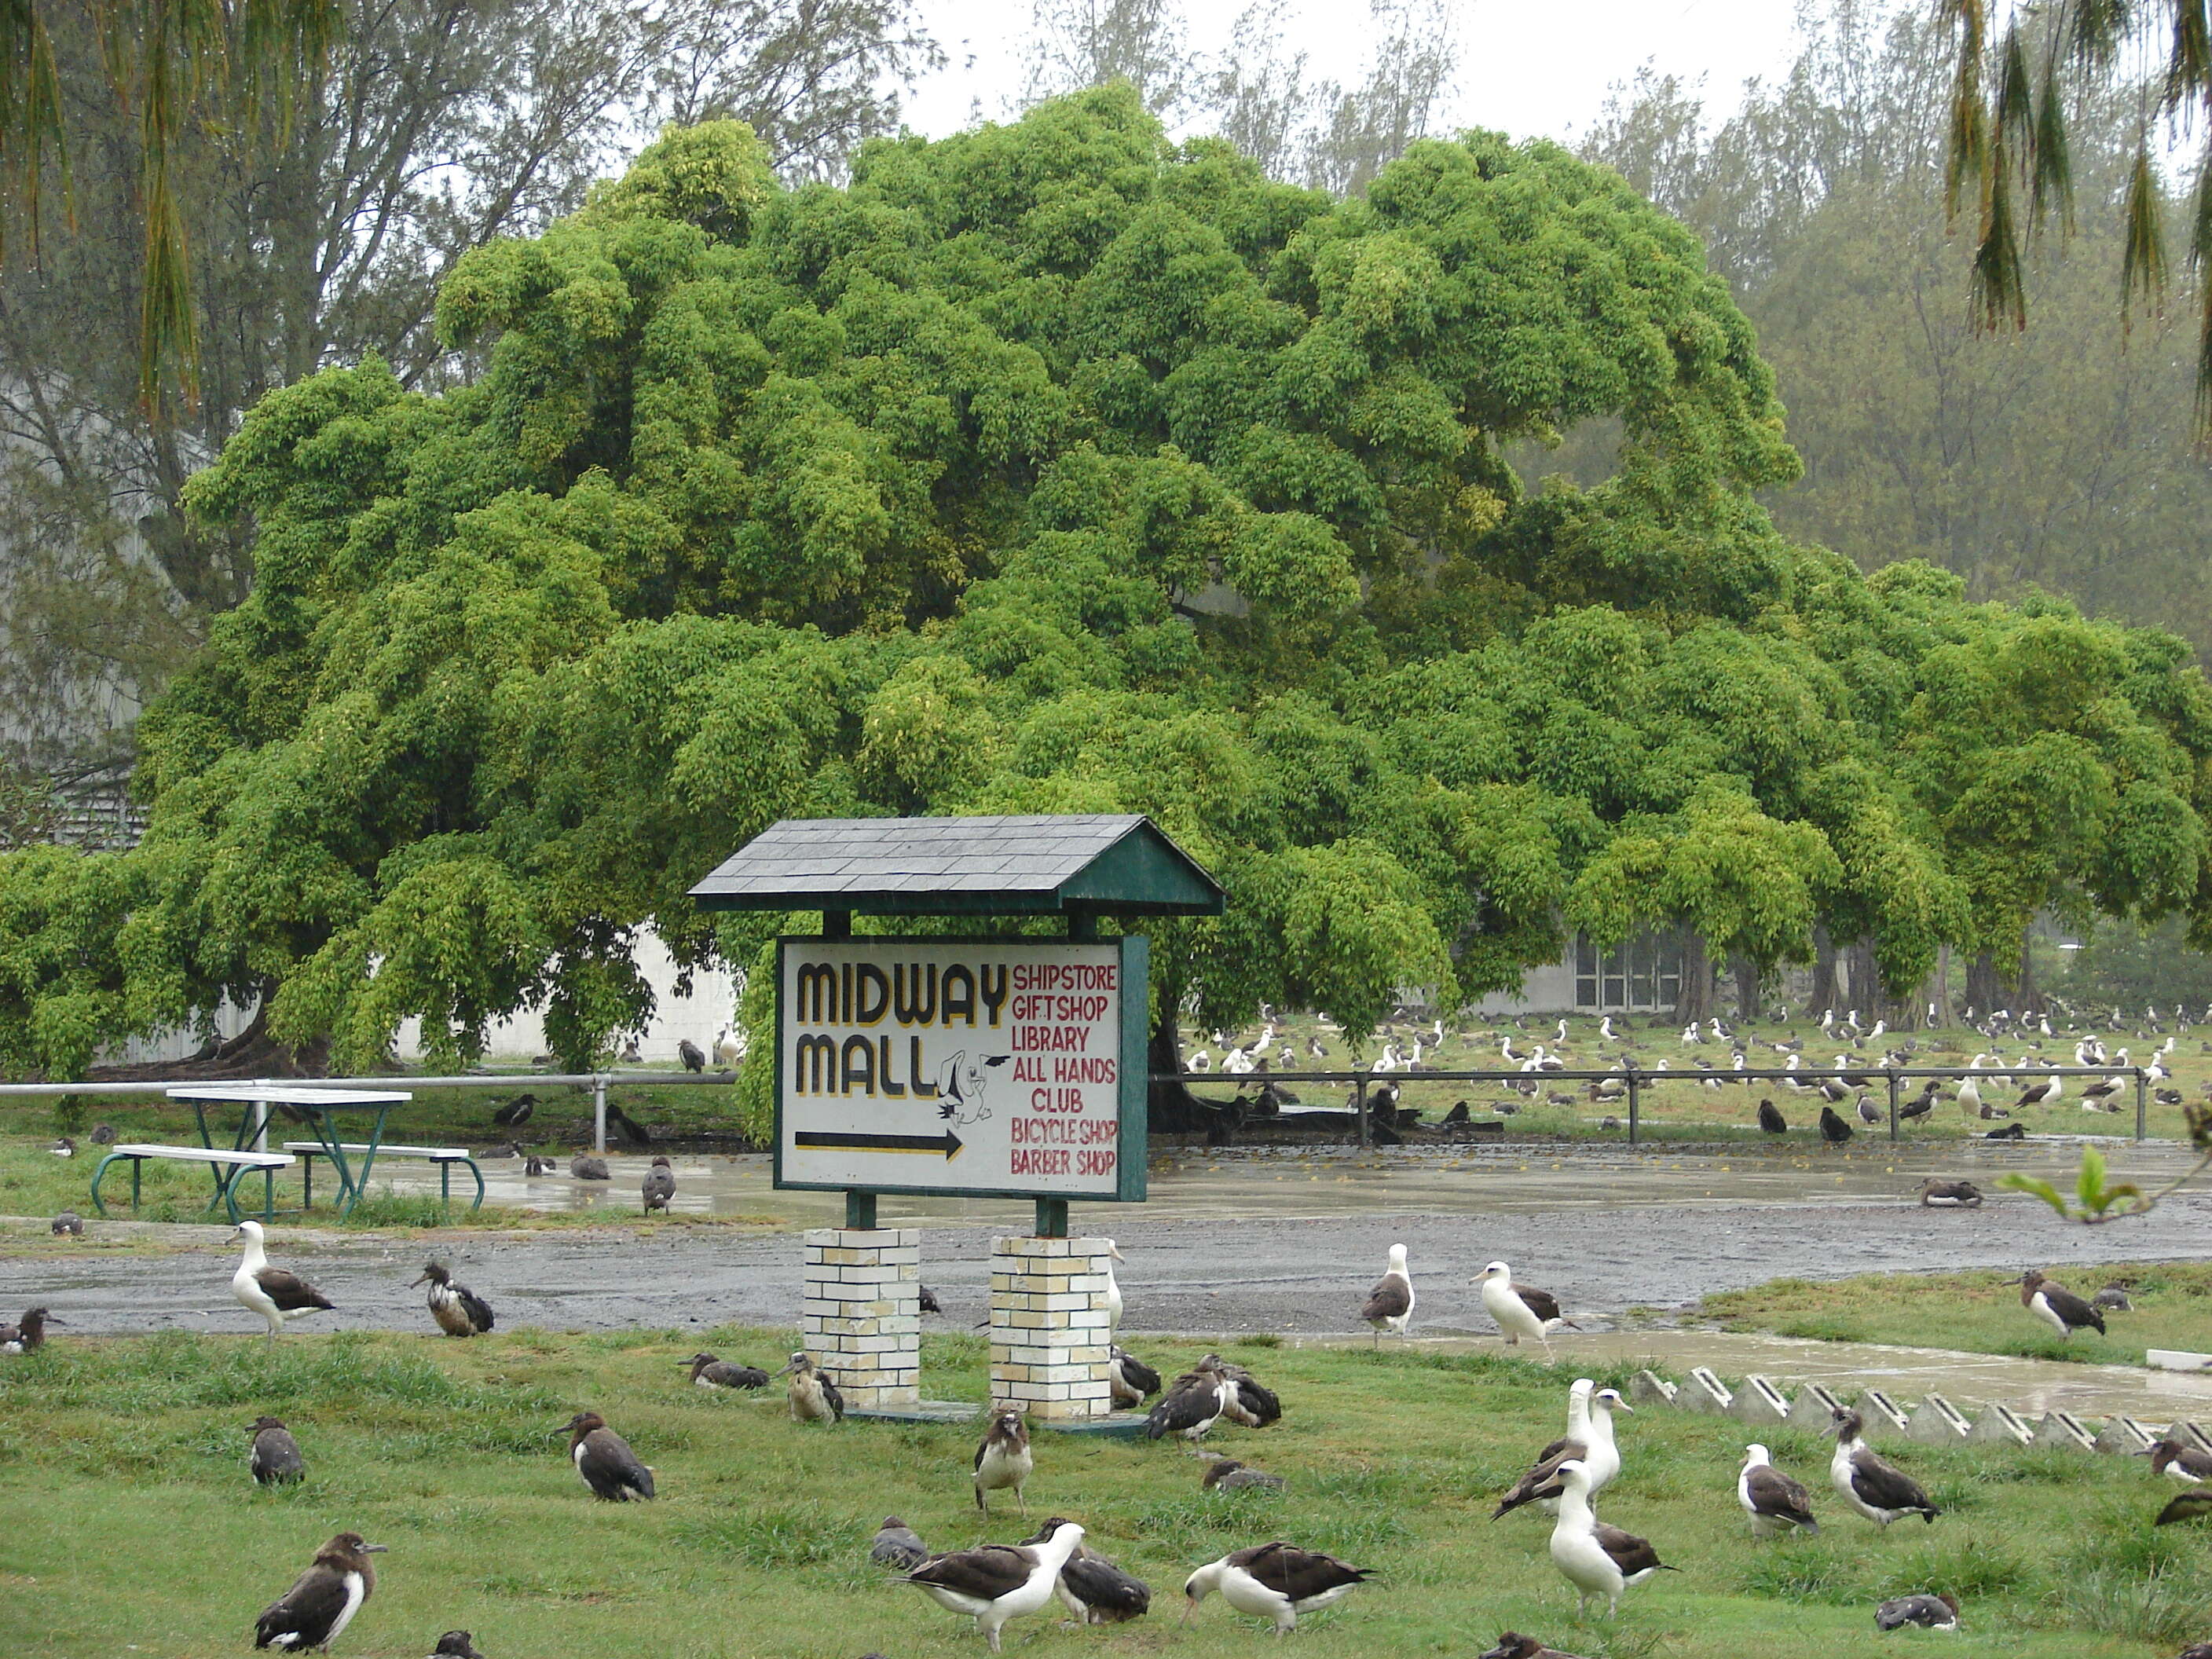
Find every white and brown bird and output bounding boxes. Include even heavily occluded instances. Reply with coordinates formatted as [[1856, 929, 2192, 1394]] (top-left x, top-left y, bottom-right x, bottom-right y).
[[684, 1351, 769, 1390], [250, 1415, 306, 1485], [640, 1155, 675, 1214], [1480, 1635, 1591, 1659], [1108, 1344, 1162, 1408], [1827, 1408, 1939, 1525], [2015, 1075, 2063, 1109], [565, 1409, 653, 1501], [1738, 1444, 1818, 1536], [230, 1221, 335, 1340], [1547, 1459, 1673, 1617], [1875, 1591, 1959, 1631], [1493, 1381, 1630, 1518], [253, 1531, 386, 1651], [1918, 1179, 1983, 1208], [902, 1515, 1087, 1653], [1361, 1243, 1415, 1346], [871, 1516, 928, 1569], [2020, 1269, 2105, 1340], [779, 1350, 844, 1424], [1181, 1542, 1373, 1634], [2143, 1437, 2212, 1482], [0, 1306, 59, 1354], [409, 1262, 493, 1338], [973, 1407, 1033, 1515], [1022, 1520, 1150, 1624], [1205, 1353, 1283, 1428], [1475, 1261, 1574, 1356], [1146, 1357, 1233, 1450]]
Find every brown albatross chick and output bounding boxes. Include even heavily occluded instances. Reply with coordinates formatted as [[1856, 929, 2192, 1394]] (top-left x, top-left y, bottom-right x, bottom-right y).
[[250, 1415, 306, 1485], [0, 1306, 60, 1354], [253, 1531, 386, 1651], [566, 1409, 654, 1500], [1480, 1635, 1591, 1659]]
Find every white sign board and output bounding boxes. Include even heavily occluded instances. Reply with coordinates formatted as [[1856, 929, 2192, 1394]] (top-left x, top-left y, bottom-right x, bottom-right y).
[[775, 936, 1146, 1199]]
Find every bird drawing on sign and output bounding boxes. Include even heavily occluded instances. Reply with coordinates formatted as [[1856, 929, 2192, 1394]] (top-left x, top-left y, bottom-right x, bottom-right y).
[[936, 1051, 1012, 1124]]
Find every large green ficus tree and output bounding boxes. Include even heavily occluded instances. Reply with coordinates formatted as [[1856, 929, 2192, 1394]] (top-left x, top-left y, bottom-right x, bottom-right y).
[[3, 88, 2211, 1113]]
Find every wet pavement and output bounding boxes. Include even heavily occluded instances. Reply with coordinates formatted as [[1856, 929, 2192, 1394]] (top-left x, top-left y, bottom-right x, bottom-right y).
[[9, 1140, 2212, 1366]]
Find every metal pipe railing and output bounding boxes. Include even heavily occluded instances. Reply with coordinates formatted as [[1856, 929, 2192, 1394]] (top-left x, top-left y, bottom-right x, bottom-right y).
[[1154, 1063, 2165, 1145], [0, 1070, 736, 1153]]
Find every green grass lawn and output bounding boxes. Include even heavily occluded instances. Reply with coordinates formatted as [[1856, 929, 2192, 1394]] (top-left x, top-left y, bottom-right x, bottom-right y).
[[0, 1330, 2206, 1657], [1701, 1262, 2212, 1365]]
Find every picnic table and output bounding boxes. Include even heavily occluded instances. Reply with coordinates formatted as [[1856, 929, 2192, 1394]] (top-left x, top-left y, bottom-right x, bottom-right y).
[[165, 1083, 414, 1218]]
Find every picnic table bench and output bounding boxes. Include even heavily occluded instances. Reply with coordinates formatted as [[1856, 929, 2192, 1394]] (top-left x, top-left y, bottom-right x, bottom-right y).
[[284, 1142, 483, 1213], [89, 1144, 294, 1224]]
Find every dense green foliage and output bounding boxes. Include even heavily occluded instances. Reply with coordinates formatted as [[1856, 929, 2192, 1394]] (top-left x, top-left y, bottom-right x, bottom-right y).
[[2, 88, 2211, 1092]]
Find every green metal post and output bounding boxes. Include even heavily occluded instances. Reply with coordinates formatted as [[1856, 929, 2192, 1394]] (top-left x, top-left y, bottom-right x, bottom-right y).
[[1035, 1197, 1068, 1237], [2137, 1071, 2148, 1144], [1886, 1071, 1899, 1143], [1626, 1066, 1640, 1145], [845, 1189, 877, 1229]]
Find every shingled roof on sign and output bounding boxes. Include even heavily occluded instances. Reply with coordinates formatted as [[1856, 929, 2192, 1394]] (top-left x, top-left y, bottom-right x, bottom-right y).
[[687, 815, 1224, 916]]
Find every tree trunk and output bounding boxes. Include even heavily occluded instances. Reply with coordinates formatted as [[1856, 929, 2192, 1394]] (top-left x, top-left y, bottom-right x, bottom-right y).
[[1730, 954, 1761, 1021], [1675, 933, 1714, 1024], [1147, 1015, 1240, 1137], [1810, 925, 1839, 1019]]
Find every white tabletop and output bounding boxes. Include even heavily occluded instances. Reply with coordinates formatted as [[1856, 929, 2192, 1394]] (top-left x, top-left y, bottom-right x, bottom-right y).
[[167, 1083, 413, 1107]]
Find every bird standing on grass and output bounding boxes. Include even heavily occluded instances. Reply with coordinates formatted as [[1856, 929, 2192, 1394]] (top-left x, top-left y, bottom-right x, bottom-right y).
[[973, 1407, 1033, 1516], [677, 1038, 707, 1073], [641, 1155, 676, 1214], [409, 1262, 494, 1338], [1475, 1262, 1574, 1357], [2020, 1269, 2105, 1340], [250, 1416, 306, 1485], [780, 1351, 844, 1424], [1827, 1408, 1939, 1525], [1756, 1099, 1787, 1134], [1207, 1353, 1283, 1428], [1145, 1357, 1232, 1450], [684, 1352, 769, 1390], [1818, 1105, 1853, 1144], [566, 1410, 654, 1500], [1737, 1444, 1818, 1536], [427, 1634, 483, 1659], [1361, 1243, 1415, 1346], [902, 1516, 1087, 1653], [1181, 1541, 1372, 1634], [1494, 1382, 1629, 1517], [253, 1531, 386, 1651], [231, 1221, 336, 1341], [1547, 1458, 1673, 1618]]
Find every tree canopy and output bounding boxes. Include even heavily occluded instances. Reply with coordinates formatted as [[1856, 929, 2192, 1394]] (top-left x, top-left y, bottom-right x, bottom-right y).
[[3, 87, 2211, 1106]]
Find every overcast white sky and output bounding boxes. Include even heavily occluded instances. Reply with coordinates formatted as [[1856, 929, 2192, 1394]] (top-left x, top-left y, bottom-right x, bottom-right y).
[[899, 0, 1818, 148]]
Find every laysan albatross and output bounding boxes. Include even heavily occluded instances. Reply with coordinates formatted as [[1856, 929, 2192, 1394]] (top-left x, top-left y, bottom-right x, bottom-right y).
[[973, 1406, 1033, 1515], [1827, 1408, 1939, 1525], [230, 1221, 336, 1340], [902, 1515, 1087, 1653], [1480, 1635, 1591, 1659], [1475, 1261, 1575, 1356], [1737, 1443, 1818, 1536], [1361, 1243, 1415, 1346], [2020, 1269, 2106, 1340], [1547, 1458, 1675, 1617], [1181, 1541, 1373, 1633]]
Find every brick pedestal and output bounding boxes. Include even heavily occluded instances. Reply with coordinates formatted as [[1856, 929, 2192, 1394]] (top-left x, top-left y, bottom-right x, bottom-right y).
[[987, 1234, 1114, 1420], [802, 1228, 921, 1409]]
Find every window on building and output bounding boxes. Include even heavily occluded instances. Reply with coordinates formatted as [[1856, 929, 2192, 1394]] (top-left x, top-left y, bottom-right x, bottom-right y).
[[1575, 930, 1684, 1012]]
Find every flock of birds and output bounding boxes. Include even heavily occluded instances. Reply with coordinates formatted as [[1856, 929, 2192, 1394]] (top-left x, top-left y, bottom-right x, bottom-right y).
[[1177, 999, 2212, 1142], [9, 1220, 2212, 1656]]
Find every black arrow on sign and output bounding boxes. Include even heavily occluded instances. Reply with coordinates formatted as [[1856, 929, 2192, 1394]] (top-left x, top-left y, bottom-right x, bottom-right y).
[[794, 1129, 965, 1159]]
